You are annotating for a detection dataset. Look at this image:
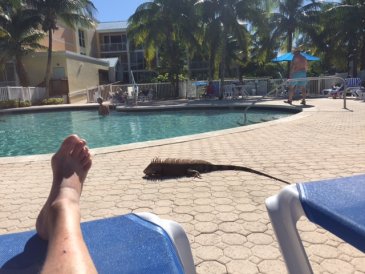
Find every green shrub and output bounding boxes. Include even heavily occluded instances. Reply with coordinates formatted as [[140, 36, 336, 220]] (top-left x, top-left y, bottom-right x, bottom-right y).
[[0, 100, 16, 109], [41, 98, 64, 105], [0, 100, 32, 109], [152, 73, 187, 83], [19, 100, 31, 107]]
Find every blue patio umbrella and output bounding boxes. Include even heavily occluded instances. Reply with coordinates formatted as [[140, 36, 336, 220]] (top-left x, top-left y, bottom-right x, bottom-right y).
[[193, 81, 208, 86], [272, 52, 320, 62]]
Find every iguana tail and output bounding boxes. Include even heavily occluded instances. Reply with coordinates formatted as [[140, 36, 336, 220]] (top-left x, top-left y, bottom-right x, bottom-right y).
[[212, 165, 290, 185]]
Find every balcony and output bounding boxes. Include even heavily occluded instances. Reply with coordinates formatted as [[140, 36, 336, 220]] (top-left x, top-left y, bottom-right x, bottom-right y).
[[100, 43, 127, 52]]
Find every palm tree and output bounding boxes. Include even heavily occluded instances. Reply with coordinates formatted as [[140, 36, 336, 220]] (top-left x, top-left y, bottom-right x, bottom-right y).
[[321, 0, 365, 72], [128, 0, 199, 94], [0, 10, 8, 39], [0, 2, 45, 86], [195, 2, 222, 81], [1, 0, 31, 38], [195, 0, 264, 98], [27, 0, 96, 95], [270, 0, 322, 76]]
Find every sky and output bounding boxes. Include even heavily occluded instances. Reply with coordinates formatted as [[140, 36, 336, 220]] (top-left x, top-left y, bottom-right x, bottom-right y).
[[92, 0, 148, 22], [91, 0, 339, 22]]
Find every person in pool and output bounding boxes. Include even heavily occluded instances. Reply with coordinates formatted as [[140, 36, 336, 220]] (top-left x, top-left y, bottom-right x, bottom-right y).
[[97, 97, 110, 116], [36, 135, 98, 273], [285, 47, 308, 105]]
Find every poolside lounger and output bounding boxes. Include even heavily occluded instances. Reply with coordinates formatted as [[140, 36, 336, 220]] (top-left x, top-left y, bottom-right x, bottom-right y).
[[345, 77, 361, 88], [265, 174, 365, 274], [232, 84, 249, 99], [321, 84, 344, 98], [345, 77, 362, 97], [0, 212, 196, 274], [359, 88, 365, 100], [351, 79, 365, 100], [223, 84, 235, 99], [353, 87, 365, 100]]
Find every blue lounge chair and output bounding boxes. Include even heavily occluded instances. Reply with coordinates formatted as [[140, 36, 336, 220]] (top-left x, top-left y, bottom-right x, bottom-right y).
[[345, 77, 362, 97], [352, 80, 365, 100], [266, 174, 365, 274], [345, 77, 361, 88], [0, 213, 196, 274]]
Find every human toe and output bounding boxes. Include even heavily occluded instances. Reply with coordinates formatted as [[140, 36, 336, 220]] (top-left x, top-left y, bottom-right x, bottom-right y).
[[57, 135, 81, 155], [63, 135, 81, 146], [71, 141, 86, 158], [82, 157, 92, 171]]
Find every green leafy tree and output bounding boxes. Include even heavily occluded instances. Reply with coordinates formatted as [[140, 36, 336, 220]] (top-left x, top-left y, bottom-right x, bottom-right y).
[[238, 0, 279, 78], [320, 0, 365, 72], [0, 1, 16, 45], [270, 0, 322, 76], [195, 0, 264, 97], [0, 7, 8, 38], [0, 2, 45, 86], [128, 0, 199, 95], [27, 0, 96, 94]]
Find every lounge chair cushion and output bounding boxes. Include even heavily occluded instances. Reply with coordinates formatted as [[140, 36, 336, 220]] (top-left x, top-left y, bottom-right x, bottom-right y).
[[0, 214, 185, 274], [298, 174, 365, 252]]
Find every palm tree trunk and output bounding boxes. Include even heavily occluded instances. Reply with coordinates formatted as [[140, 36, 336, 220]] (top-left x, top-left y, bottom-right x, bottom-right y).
[[44, 30, 53, 97], [186, 51, 192, 80], [175, 73, 179, 97], [208, 52, 214, 81], [219, 28, 227, 100], [360, 41, 365, 71], [15, 55, 29, 87], [287, 31, 293, 78]]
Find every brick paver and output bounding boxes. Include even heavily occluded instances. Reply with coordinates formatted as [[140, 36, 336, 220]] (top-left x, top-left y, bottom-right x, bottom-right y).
[[1, 98, 365, 273]]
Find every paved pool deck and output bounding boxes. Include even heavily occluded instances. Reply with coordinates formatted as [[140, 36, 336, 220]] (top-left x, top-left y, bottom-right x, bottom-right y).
[[1, 98, 365, 273]]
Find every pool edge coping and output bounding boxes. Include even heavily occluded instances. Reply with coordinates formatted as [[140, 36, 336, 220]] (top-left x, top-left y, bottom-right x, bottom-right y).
[[0, 103, 315, 164]]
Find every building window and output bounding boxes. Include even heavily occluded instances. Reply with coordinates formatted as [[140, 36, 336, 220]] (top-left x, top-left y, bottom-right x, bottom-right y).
[[78, 29, 86, 48], [103, 35, 109, 44], [0, 63, 16, 86], [110, 35, 122, 44], [52, 67, 66, 80], [100, 34, 127, 52], [130, 51, 145, 70]]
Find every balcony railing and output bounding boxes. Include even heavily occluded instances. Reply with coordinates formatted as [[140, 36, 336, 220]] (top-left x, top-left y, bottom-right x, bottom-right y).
[[100, 43, 127, 52]]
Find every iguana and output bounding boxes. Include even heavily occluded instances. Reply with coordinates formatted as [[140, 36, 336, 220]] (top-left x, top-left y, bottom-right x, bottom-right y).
[[143, 158, 290, 184]]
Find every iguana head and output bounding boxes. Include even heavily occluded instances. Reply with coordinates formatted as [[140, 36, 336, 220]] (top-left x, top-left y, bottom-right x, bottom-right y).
[[143, 158, 162, 176]]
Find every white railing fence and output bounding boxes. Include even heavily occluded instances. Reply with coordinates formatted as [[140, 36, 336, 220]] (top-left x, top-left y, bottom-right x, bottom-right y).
[[86, 82, 176, 104], [240, 76, 348, 124], [83, 75, 360, 105], [186, 77, 342, 99], [0, 86, 46, 102]]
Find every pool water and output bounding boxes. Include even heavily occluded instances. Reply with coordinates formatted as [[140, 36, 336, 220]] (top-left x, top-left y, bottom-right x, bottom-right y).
[[0, 109, 293, 157]]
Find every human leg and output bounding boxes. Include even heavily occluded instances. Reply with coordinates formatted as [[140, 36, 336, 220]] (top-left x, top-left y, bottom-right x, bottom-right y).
[[36, 135, 97, 274], [300, 86, 307, 105], [285, 85, 295, 104]]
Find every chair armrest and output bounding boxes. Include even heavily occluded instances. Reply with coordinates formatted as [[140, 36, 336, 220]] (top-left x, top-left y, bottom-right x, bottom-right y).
[[266, 185, 313, 274], [135, 212, 196, 274]]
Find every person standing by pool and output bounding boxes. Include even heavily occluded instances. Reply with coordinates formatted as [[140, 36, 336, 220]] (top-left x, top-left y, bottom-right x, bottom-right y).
[[97, 97, 110, 116], [36, 135, 98, 273], [285, 47, 308, 105]]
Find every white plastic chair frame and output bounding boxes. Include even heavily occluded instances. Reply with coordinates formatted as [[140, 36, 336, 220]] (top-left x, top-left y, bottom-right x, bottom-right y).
[[265, 185, 314, 274], [136, 212, 196, 274]]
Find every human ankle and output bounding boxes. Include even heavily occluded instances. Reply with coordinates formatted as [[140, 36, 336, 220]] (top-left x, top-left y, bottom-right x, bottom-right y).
[[50, 196, 80, 223], [47, 197, 81, 238], [52, 188, 81, 207], [59, 174, 83, 194]]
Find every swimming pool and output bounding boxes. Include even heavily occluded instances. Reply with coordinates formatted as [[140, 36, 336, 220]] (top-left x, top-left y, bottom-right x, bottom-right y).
[[0, 108, 295, 157]]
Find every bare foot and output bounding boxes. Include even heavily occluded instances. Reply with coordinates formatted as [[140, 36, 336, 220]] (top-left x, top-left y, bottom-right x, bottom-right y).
[[36, 135, 92, 240]]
